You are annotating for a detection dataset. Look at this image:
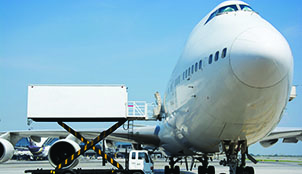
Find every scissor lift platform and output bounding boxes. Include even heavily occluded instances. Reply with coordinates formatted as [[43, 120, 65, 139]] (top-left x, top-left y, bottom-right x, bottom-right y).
[[25, 85, 149, 174]]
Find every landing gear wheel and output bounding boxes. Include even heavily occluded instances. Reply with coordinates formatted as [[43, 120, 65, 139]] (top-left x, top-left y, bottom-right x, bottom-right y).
[[174, 166, 180, 174], [62, 170, 75, 174], [245, 166, 254, 174], [236, 167, 243, 174], [208, 165, 215, 174], [198, 166, 207, 174], [164, 165, 169, 174]]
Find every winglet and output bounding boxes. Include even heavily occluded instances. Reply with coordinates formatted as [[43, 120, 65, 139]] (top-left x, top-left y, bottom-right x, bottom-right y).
[[289, 86, 297, 101]]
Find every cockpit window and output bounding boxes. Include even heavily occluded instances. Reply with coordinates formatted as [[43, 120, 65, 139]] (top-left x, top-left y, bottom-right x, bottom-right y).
[[205, 5, 238, 25], [217, 5, 238, 15], [239, 5, 254, 12], [205, 11, 218, 25]]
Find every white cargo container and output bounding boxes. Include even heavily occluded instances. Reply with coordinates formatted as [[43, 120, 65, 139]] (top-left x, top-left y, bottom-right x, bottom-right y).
[[27, 85, 134, 121]]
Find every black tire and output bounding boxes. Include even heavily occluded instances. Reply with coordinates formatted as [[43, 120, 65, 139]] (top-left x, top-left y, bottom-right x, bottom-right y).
[[208, 165, 215, 174], [245, 166, 254, 174], [164, 165, 170, 174], [132, 172, 144, 174], [236, 167, 244, 174], [198, 166, 207, 174], [174, 166, 180, 174], [62, 170, 75, 174]]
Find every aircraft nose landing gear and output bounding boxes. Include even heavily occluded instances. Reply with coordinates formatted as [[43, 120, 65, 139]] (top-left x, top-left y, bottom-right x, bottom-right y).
[[164, 157, 181, 174], [196, 155, 215, 174], [219, 140, 257, 174]]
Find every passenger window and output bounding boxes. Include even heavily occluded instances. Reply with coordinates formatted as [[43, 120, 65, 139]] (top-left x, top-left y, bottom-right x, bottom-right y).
[[195, 63, 198, 72], [215, 51, 219, 61], [209, 54, 213, 64], [199, 60, 202, 69], [132, 152, 136, 159], [183, 72, 185, 80], [222, 48, 227, 58], [188, 68, 190, 76], [185, 70, 188, 78], [191, 65, 194, 74]]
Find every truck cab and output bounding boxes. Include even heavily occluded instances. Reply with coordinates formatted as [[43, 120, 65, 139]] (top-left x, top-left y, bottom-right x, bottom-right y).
[[129, 150, 154, 174]]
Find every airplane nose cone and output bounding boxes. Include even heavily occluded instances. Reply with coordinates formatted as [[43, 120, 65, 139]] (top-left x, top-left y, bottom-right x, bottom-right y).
[[230, 27, 293, 88]]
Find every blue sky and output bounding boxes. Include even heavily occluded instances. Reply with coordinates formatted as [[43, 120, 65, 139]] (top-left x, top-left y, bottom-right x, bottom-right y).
[[0, 0, 301, 155]]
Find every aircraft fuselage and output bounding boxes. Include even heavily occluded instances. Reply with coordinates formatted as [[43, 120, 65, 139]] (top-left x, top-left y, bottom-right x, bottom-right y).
[[159, 1, 293, 156]]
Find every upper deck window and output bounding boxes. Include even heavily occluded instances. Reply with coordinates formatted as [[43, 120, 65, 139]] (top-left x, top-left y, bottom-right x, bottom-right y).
[[205, 5, 238, 25], [239, 4, 254, 12]]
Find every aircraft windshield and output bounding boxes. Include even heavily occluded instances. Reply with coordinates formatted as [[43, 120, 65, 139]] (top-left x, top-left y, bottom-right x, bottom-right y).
[[205, 5, 238, 24], [217, 5, 238, 15], [239, 4, 254, 12]]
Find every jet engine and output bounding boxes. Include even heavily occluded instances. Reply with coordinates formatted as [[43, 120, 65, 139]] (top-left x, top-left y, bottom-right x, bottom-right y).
[[0, 138, 14, 163], [259, 139, 278, 148], [48, 139, 80, 169]]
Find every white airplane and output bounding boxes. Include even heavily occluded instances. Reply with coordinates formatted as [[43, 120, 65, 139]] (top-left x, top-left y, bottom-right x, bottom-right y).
[[0, 1, 301, 174]]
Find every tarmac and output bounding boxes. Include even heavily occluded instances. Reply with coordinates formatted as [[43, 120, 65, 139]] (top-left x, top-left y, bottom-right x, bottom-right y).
[[1, 158, 302, 174]]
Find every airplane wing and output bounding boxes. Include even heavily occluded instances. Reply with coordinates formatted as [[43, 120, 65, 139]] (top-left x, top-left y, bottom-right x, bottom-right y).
[[0, 125, 160, 147], [259, 127, 302, 147]]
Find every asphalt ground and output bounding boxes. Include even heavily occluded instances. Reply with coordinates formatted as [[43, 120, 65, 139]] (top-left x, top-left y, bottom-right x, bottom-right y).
[[1, 158, 302, 174]]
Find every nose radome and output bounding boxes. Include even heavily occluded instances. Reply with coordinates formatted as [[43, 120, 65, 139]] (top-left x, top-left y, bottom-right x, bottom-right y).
[[230, 27, 292, 88]]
